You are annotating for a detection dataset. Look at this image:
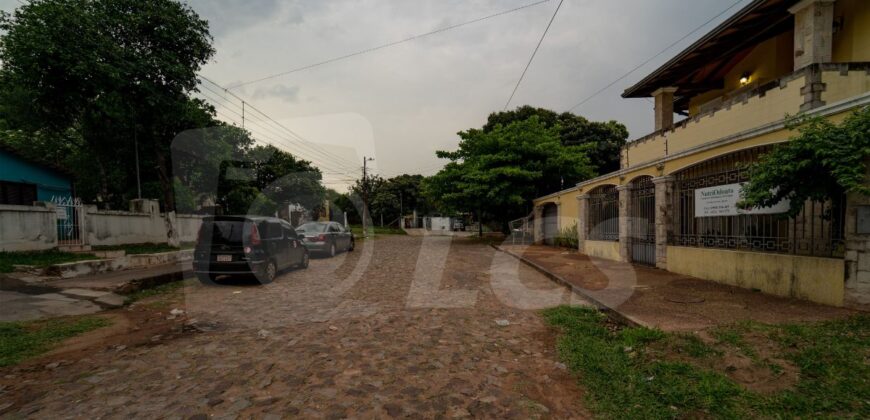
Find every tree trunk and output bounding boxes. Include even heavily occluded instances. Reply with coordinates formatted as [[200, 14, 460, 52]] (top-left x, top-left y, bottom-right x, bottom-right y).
[[155, 146, 175, 212]]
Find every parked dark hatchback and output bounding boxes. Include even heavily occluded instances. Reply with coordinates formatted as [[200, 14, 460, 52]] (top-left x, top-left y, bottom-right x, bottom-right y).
[[193, 216, 309, 284]]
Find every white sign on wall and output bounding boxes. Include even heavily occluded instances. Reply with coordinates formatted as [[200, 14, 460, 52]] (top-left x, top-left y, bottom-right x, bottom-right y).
[[694, 183, 790, 217]]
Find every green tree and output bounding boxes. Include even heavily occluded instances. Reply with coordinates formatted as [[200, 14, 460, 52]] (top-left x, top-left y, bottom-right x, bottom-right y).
[[482, 105, 628, 173], [740, 107, 870, 216], [424, 116, 595, 232], [217, 144, 325, 216], [0, 0, 215, 210]]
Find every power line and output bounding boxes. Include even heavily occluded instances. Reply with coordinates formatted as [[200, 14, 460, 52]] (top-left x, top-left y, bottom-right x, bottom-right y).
[[195, 87, 363, 177], [504, 0, 564, 111], [227, 0, 551, 90], [567, 0, 745, 112], [198, 76, 363, 174]]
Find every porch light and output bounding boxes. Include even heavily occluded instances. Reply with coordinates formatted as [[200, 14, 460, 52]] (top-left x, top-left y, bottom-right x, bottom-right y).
[[739, 73, 751, 86]]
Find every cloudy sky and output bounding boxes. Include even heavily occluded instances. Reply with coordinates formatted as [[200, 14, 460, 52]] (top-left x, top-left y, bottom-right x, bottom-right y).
[[2, 0, 751, 190]]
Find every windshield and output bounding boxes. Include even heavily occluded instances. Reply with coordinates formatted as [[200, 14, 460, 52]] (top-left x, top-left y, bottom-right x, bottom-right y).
[[296, 222, 327, 234]]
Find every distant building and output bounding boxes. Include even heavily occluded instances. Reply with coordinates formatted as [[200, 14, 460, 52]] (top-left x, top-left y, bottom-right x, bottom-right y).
[[0, 145, 72, 205]]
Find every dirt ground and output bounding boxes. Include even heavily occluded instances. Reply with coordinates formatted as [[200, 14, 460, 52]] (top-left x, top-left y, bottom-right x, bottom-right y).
[[503, 244, 858, 332], [0, 236, 592, 419]]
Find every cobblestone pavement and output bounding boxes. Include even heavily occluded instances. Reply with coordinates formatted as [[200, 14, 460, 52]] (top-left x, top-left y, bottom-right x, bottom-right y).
[[1, 236, 591, 419]]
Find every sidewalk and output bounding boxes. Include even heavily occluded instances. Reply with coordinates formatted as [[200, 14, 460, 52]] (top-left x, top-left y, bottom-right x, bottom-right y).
[[0, 263, 191, 322], [497, 244, 857, 332]]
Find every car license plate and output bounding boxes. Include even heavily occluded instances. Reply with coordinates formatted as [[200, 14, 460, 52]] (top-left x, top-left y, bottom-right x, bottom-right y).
[[216, 255, 232, 262]]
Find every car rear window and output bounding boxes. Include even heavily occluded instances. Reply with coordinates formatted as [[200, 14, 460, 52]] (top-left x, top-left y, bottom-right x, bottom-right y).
[[297, 222, 327, 233], [200, 220, 250, 245]]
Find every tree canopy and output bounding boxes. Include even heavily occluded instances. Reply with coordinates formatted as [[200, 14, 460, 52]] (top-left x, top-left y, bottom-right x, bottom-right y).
[[740, 107, 870, 216], [423, 116, 595, 230], [482, 105, 628, 174], [0, 0, 215, 210]]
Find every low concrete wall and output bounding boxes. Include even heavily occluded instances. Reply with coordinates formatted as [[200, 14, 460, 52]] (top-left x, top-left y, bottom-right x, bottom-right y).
[[584, 240, 621, 262], [0, 204, 57, 252], [85, 209, 167, 247], [667, 246, 845, 307], [176, 215, 205, 243]]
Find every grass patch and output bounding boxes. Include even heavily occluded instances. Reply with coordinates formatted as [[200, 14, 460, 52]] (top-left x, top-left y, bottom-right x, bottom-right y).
[[0, 249, 98, 273], [0, 316, 111, 366], [542, 305, 870, 419], [349, 224, 407, 236], [123, 279, 187, 305], [93, 242, 194, 255]]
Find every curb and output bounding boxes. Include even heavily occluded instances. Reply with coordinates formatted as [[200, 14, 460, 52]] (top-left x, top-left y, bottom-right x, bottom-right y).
[[114, 268, 195, 295], [490, 244, 648, 328]]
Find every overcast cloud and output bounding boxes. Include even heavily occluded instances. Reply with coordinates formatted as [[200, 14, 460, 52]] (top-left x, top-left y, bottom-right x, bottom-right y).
[[0, 0, 752, 189]]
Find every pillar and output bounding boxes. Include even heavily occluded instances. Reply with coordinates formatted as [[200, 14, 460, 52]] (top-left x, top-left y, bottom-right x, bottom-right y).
[[844, 158, 870, 310], [653, 176, 675, 270], [576, 194, 590, 253], [652, 87, 678, 131], [533, 205, 544, 245], [789, 0, 835, 71], [617, 185, 631, 262]]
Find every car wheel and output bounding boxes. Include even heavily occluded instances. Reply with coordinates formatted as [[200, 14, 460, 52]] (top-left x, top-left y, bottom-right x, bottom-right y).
[[348, 239, 355, 252], [259, 261, 277, 284], [329, 242, 336, 257], [299, 250, 310, 269]]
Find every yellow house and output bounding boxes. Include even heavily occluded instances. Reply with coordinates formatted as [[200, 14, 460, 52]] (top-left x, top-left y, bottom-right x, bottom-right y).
[[532, 0, 870, 309]]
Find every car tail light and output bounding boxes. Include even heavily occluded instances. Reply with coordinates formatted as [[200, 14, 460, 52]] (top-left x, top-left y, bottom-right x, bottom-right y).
[[250, 223, 262, 246]]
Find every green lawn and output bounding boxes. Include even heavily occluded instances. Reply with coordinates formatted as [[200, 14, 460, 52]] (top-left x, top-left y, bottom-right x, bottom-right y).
[[93, 242, 194, 255], [0, 316, 111, 367], [543, 305, 870, 419], [349, 224, 407, 237], [0, 249, 99, 273]]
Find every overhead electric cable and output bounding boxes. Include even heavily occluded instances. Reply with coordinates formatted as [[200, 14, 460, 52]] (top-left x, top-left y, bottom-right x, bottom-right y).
[[566, 0, 745, 112], [504, 0, 564, 110], [227, 0, 551, 89]]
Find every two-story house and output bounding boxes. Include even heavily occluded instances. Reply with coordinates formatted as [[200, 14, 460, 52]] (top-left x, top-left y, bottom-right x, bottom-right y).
[[532, 0, 870, 309]]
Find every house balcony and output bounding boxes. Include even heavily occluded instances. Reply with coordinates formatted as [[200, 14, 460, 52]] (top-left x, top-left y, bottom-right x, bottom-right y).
[[621, 62, 870, 169]]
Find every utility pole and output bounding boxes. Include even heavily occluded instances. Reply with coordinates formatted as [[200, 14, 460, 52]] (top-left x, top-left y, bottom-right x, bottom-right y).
[[362, 156, 374, 238], [132, 106, 141, 199]]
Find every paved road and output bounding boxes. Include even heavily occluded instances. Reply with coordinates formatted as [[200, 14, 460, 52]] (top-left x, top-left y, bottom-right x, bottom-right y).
[[1, 236, 590, 418]]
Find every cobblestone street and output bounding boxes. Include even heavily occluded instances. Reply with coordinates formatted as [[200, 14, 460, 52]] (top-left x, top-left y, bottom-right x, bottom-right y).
[[1, 236, 590, 418]]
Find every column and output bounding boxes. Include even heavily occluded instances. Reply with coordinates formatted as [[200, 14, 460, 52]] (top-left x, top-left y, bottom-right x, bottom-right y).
[[576, 194, 590, 253], [653, 176, 675, 270], [789, 0, 835, 71], [617, 185, 631, 262], [652, 87, 677, 131], [844, 157, 870, 310], [533, 205, 544, 245]]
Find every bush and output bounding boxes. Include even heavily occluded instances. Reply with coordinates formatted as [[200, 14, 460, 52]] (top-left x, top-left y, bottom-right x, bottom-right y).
[[554, 222, 579, 249]]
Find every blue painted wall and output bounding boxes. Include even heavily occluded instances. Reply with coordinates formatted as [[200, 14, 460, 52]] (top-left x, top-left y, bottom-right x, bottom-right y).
[[0, 149, 72, 202]]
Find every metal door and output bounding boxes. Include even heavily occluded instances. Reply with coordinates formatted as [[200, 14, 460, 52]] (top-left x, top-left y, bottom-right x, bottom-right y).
[[53, 196, 84, 246], [629, 176, 656, 265], [542, 203, 558, 246]]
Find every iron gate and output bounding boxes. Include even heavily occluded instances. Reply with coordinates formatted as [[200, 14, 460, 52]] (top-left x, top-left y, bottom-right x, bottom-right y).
[[629, 176, 656, 265], [52, 196, 84, 246]]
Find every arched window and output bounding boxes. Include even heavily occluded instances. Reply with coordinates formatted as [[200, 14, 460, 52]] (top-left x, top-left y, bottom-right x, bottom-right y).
[[587, 185, 618, 241]]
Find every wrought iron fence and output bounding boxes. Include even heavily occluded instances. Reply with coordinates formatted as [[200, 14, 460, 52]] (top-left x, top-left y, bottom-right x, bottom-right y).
[[509, 215, 533, 245], [588, 185, 619, 241], [670, 146, 846, 258]]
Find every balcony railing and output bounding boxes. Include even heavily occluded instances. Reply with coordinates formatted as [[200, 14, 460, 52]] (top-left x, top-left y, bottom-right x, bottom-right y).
[[622, 62, 870, 169]]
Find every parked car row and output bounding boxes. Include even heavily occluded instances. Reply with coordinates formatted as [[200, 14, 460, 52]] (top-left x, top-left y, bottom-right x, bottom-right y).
[[193, 217, 354, 284]]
